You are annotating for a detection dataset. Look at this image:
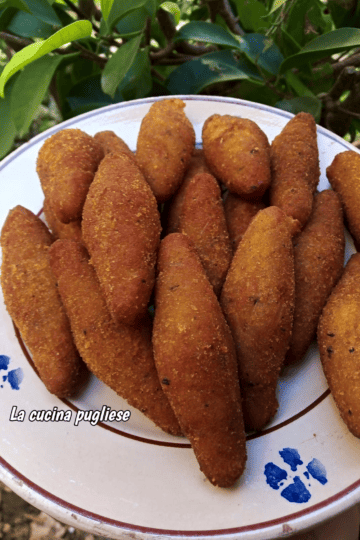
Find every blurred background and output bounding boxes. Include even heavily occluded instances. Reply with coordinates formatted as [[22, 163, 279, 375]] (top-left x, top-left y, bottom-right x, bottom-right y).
[[1, 0, 360, 160], [1, 0, 360, 538]]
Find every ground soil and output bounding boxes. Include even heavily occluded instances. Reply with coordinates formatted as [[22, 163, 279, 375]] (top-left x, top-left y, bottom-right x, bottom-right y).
[[0, 482, 109, 540]]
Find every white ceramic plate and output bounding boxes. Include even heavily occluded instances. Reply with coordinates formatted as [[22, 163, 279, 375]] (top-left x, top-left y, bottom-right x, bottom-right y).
[[1, 96, 359, 540]]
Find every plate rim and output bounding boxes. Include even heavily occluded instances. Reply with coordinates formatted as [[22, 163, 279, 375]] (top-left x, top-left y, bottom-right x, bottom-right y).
[[1, 94, 360, 540]]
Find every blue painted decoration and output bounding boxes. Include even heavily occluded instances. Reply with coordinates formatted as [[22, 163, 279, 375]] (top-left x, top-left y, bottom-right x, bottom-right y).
[[7, 368, 24, 390], [281, 476, 311, 503], [0, 355, 10, 370], [264, 447, 328, 504], [0, 356, 24, 390], [264, 463, 287, 489], [279, 448, 303, 471], [307, 458, 328, 485]]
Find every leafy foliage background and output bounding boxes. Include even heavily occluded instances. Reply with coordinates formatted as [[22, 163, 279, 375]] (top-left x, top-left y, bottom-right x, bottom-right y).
[[1, 0, 360, 158]]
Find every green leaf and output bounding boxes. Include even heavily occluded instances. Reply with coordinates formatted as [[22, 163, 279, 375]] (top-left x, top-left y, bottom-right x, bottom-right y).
[[233, 0, 268, 33], [101, 34, 142, 98], [233, 79, 280, 107], [267, 0, 287, 16], [175, 21, 241, 48], [276, 96, 322, 123], [0, 0, 31, 14], [285, 71, 316, 98], [0, 69, 17, 159], [7, 11, 54, 38], [104, 0, 147, 32], [0, 7, 17, 31], [115, 0, 156, 38], [101, 0, 114, 22], [119, 48, 152, 101], [284, 0, 317, 47], [280, 28, 360, 73], [21, 0, 61, 26], [166, 49, 261, 95], [0, 20, 92, 97], [66, 74, 123, 118], [160, 2, 180, 25], [280, 25, 302, 57], [240, 33, 284, 75], [11, 54, 62, 136]]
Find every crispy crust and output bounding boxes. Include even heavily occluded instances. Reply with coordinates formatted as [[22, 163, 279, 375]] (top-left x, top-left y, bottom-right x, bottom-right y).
[[326, 150, 360, 249], [270, 112, 320, 228], [49, 239, 182, 436], [43, 198, 82, 243], [93, 130, 135, 161], [153, 233, 246, 487], [0, 206, 85, 397], [36, 129, 104, 223], [166, 149, 211, 234], [220, 206, 295, 431], [317, 253, 360, 438], [285, 190, 345, 365], [82, 152, 161, 326], [223, 193, 266, 253], [136, 99, 195, 202], [178, 172, 232, 296], [202, 114, 271, 199]]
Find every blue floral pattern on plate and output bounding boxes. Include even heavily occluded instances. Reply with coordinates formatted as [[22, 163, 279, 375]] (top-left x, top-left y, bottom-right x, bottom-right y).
[[264, 447, 327, 503], [0, 355, 24, 390]]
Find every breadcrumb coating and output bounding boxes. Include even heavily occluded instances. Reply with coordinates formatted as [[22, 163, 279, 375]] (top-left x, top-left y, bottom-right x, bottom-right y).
[[224, 193, 266, 253], [94, 130, 135, 161], [202, 114, 271, 199], [221, 206, 295, 431], [153, 233, 246, 487], [285, 190, 345, 365], [326, 150, 360, 249], [178, 172, 232, 296], [136, 99, 195, 202], [49, 239, 182, 436], [0, 206, 85, 397], [318, 253, 360, 438], [270, 112, 320, 228], [82, 152, 161, 326], [43, 198, 82, 243], [37, 128, 104, 223]]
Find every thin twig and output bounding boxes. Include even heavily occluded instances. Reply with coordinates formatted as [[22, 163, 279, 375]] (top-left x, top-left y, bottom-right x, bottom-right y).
[[72, 42, 107, 67], [62, 0, 100, 33], [0, 32, 32, 51], [150, 40, 175, 61]]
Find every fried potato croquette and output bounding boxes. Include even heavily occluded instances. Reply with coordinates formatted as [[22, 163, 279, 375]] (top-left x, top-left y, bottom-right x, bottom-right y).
[[136, 99, 195, 202], [202, 115, 271, 199], [82, 152, 161, 326], [153, 233, 246, 487], [49, 239, 182, 436], [178, 172, 232, 296], [224, 193, 266, 253], [43, 198, 82, 243], [270, 112, 320, 229], [285, 190, 345, 365], [326, 150, 360, 250], [166, 148, 211, 234], [93, 130, 135, 161], [0, 206, 85, 397], [37, 129, 104, 223], [317, 253, 360, 438], [220, 206, 295, 431]]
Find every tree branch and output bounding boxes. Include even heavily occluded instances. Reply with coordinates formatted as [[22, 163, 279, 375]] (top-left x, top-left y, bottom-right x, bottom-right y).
[[72, 42, 107, 67], [150, 40, 175, 61], [0, 32, 32, 52], [205, 0, 244, 36], [62, 0, 100, 33]]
